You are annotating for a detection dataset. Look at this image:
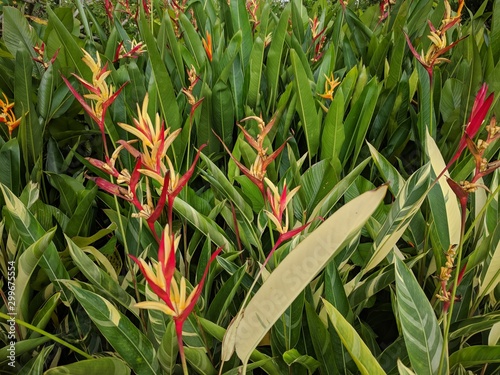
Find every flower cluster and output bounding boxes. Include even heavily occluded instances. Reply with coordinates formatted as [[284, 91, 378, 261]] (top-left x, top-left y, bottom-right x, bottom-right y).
[[318, 73, 340, 102], [405, 0, 465, 80], [309, 15, 327, 62], [113, 39, 146, 62], [216, 114, 288, 196], [62, 49, 127, 157], [130, 225, 221, 371], [0, 93, 21, 136], [435, 244, 466, 312], [32, 42, 59, 69]]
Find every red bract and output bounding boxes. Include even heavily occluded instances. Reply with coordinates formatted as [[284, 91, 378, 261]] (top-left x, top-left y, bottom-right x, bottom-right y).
[[445, 84, 494, 170]]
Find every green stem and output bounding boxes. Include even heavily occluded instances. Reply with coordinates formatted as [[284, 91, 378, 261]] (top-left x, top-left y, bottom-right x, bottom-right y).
[[0, 312, 93, 359]]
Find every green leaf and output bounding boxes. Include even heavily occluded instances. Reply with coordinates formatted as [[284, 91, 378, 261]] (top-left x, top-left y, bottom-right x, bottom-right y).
[[450, 311, 500, 340], [18, 344, 54, 375], [291, 49, 320, 159], [247, 36, 265, 109], [304, 302, 338, 374], [320, 89, 345, 168], [212, 80, 235, 148], [65, 186, 98, 237], [283, 348, 320, 373], [0, 184, 70, 296], [323, 299, 386, 375], [0, 139, 21, 196], [173, 197, 234, 252], [157, 321, 178, 374], [38, 63, 55, 122], [65, 282, 158, 375], [46, 173, 85, 216], [184, 347, 217, 375], [449, 345, 500, 370], [15, 45, 41, 168], [230, 0, 253, 69], [478, 236, 500, 298], [66, 236, 138, 316], [139, 10, 180, 131], [364, 164, 431, 273], [206, 265, 246, 324], [2, 7, 42, 76], [46, 7, 87, 76], [395, 257, 446, 375], [44, 357, 131, 375], [16, 227, 57, 324], [28, 293, 61, 339], [227, 186, 387, 365], [266, 5, 291, 109], [179, 12, 206, 70], [0, 336, 51, 360], [341, 77, 381, 169]]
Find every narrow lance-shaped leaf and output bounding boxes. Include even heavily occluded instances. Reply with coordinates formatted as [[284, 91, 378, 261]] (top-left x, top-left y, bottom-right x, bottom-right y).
[[395, 257, 447, 375], [364, 163, 431, 274], [226, 185, 388, 367], [65, 282, 158, 375], [323, 299, 386, 375]]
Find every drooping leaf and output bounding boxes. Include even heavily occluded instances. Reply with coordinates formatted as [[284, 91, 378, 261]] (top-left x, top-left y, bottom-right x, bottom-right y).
[[228, 186, 387, 365], [44, 358, 131, 375]]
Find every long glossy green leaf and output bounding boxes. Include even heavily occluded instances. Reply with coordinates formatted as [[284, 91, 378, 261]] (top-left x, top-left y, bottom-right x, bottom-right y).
[[16, 227, 57, 324], [450, 311, 500, 340], [38, 63, 55, 122], [0, 139, 21, 196], [199, 153, 253, 221], [425, 131, 461, 252], [173, 196, 234, 252], [65, 282, 157, 375], [66, 236, 138, 316], [46, 7, 86, 76], [228, 186, 387, 365], [364, 164, 431, 273], [157, 321, 178, 375], [18, 344, 54, 375], [323, 299, 386, 375], [304, 302, 338, 375], [184, 347, 217, 375], [266, 5, 290, 109], [247, 36, 265, 109], [0, 336, 51, 360], [449, 345, 500, 369], [15, 45, 41, 168], [291, 49, 320, 159], [218, 31, 242, 83], [28, 293, 61, 339], [2, 7, 43, 76], [179, 12, 206, 70], [0, 184, 70, 297], [283, 348, 320, 373], [163, 12, 185, 85], [230, 0, 253, 69], [65, 186, 97, 237], [212, 80, 235, 148], [478, 236, 500, 298], [320, 89, 344, 167], [44, 357, 131, 375], [395, 257, 446, 375], [139, 11, 180, 131]]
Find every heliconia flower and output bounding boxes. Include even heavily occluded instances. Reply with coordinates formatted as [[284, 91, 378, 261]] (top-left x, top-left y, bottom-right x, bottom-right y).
[[441, 0, 464, 33], [86, 174, 133, 202], [202, 31, 212, 62], [318, 74, 340, 101], [113, 40, 146, 62], [62, 49, 127, 156], [129, 225, 222, 371], [264, 178, 301, 235], [404, 30, 465, 79], [104, 0, 114, 19], [216, 115, 288, 196], [0, 93, 22, 136], [444, 84, 494, 171], [118, 94, 182, 174]]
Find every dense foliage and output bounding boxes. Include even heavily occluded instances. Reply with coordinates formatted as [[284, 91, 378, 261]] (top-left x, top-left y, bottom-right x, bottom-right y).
[[0, 0, 499, 374]]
